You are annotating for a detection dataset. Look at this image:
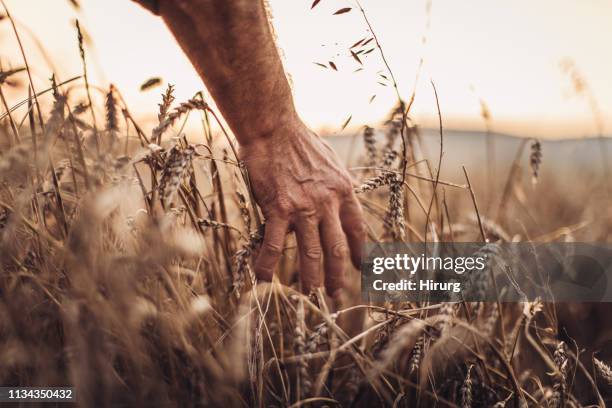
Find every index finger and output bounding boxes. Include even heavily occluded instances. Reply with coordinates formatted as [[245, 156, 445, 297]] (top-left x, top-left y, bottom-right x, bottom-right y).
[[254, 216, 289, 281]]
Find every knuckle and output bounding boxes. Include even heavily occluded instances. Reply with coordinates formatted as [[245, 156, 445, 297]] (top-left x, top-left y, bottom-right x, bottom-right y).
[[330, 242, 349, 259], [304, 246, 322, 260], [329, 171, 352, 194], [262, 242, 283, 257], [337, 179, 353, 197], [275, 198, 293, 217], [307, 183, 333, 203], [297, 207, 318, 220], [344, 212, 366, 234], [353, 220, 366, 236], [256, 187, 278, 209], [315, 188, 335, 203]]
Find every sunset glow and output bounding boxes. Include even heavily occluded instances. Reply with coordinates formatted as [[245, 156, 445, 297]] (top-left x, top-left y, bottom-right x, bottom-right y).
[[2, 0, 612, 138]]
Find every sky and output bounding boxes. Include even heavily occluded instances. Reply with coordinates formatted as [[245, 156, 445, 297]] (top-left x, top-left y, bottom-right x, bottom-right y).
[[1, 0, 612, 138]]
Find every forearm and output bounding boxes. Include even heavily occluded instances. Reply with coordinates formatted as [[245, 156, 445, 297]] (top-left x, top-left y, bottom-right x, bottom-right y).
[[135, 0, 365, 294], [158, 0, 298, 145]]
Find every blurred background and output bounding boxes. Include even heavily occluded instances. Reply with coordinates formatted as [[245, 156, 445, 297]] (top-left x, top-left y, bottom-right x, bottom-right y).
[[1, 0, 612, 138]]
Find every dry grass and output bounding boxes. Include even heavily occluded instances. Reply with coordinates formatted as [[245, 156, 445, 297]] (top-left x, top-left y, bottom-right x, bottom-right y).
[[1, 8, 612, 408]]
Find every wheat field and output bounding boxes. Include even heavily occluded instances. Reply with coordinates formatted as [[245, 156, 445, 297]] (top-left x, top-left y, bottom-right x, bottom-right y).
[[1, 3, 612, 408]]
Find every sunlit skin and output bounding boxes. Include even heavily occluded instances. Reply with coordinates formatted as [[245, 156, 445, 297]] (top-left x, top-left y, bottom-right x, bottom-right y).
[[133, 0, 366, 296]]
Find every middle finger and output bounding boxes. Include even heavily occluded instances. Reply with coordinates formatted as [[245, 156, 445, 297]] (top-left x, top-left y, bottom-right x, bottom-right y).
[[294, 212, 323, 293]]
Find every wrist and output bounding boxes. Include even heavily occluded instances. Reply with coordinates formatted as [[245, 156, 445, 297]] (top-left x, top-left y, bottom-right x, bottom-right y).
[[237, 111, 306, 148], [238, 116, 319, 168]]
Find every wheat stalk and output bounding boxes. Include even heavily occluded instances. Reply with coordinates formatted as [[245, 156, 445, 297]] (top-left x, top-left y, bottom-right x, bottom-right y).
[[384, 111, 402, 153], [384, 178, 406, 240], [408, 334, 424, 374], [461, 364, 474, 408], [380, 148, 398, 168], [530, 138, 542, 184], [158, 83, 175, 123], [355, 170, 397, 193], [105, 84, 118, 134], [294, 298, 311, 399], [550, 341, 568, 408], [75, 19, 98, 146], [231, 231, 262, 296], [363, 125, 377, 167], [236, 191, 251, 232], [72, 102, 89, 115], [158, 145, 195, 208], [44, 93, 67, 140], [152, 98, 208, 143], [594, 358, 612, 386], [306, 321, 328, 354], [198, 218, 235, 231]]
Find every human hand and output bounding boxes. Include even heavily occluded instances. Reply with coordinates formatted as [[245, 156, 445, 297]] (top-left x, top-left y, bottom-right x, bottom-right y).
[[240, 119, 366, 297]]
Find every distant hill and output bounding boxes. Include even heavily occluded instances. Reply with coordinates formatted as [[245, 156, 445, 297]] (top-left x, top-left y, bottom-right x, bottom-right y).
[[327, 128, 612, 187]]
